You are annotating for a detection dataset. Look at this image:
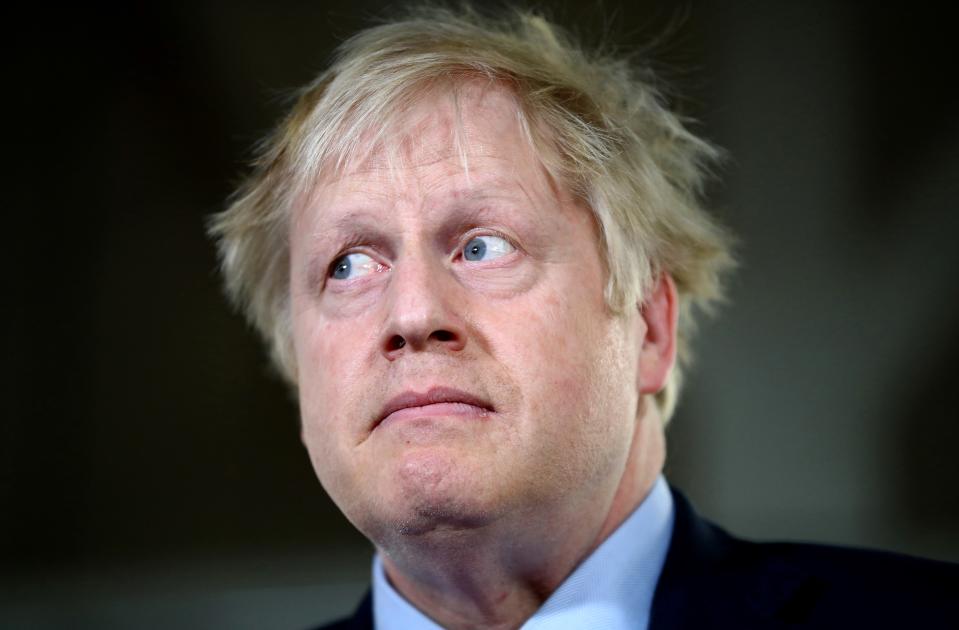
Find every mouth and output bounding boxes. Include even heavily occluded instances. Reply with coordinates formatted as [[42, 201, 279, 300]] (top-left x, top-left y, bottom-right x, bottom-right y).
[[376, 386, 495, 429]]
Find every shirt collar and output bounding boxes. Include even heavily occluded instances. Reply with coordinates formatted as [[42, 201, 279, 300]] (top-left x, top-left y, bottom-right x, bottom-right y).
[[372, 475, 675, 630]]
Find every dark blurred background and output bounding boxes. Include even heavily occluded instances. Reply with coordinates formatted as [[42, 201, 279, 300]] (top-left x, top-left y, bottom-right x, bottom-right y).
[[4, 1, 958, 627]]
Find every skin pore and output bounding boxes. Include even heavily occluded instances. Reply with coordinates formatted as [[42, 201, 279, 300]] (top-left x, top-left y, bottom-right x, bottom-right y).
[[289, 82, 676, 629]]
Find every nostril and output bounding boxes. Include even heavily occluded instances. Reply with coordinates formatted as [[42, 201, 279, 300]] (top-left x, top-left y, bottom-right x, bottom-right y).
[[384, 329, 460, 355], [431, 330, 455, 342]]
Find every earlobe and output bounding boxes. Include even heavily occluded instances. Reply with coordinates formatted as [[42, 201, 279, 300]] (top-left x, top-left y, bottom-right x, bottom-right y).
[[637, 273, 678, 395]]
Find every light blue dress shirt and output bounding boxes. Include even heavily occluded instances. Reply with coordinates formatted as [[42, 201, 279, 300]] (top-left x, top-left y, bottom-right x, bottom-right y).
[[372, 475, 675, 629]]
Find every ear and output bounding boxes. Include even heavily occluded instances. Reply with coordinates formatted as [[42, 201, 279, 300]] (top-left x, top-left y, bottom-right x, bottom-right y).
[[637, 273, 678, 395]]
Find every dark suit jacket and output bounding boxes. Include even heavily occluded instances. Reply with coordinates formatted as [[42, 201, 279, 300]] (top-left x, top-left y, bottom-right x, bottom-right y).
[[316, 488, 959, 629]]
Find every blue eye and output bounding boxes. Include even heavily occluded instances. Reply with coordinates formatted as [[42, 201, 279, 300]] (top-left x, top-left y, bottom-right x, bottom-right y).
[[463, 235, 514, 262], [330, 253, 383, 280]]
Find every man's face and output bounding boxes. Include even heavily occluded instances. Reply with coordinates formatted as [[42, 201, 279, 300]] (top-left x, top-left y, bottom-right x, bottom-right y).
[[289, 85, 644, 542]]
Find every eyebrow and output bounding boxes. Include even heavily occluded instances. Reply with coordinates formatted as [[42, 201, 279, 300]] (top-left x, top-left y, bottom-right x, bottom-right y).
[[307, 177, 538, 250], [322, 211, 390, 251], [319, 183, 518, 229], [326, 210, 389, 239]]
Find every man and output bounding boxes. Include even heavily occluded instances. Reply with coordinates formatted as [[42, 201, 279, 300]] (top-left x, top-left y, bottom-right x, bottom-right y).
[[210, 6, 957, 629]]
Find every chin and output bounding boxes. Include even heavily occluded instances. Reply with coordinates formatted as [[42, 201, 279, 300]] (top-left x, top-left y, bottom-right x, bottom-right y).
[[395, 502, 494, 537], [373, 451, 503, 538]]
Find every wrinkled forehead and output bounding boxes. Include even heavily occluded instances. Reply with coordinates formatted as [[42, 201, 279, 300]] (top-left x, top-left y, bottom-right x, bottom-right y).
[[404, 82, 531, 164], [313, 80, 544, 192]]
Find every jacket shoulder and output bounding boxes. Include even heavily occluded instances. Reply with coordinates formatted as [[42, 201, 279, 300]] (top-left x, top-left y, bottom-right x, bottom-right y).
[[651, 487, 959, 629]]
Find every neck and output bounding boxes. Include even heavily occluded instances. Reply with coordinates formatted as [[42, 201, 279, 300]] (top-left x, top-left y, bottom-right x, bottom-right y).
[[379, 397, 666, 630]]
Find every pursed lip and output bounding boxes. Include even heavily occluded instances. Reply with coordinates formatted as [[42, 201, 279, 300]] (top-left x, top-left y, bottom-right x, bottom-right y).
[[376, 386, 495, 429]]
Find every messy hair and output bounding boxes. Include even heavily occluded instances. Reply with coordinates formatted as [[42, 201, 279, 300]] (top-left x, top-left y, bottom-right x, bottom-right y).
[[209, 4, 735, 422]]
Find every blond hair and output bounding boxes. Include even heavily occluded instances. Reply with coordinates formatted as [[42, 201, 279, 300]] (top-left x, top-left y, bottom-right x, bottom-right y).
[[209, 5, 735, 421]]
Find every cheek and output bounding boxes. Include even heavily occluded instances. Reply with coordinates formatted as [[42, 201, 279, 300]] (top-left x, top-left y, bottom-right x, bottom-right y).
[[502, 293, 596, 411], [294, 312, 368, 462], [501, 285, 636, 460], [295, 317, 336, 408], [295, 308, 374, 405], [294, 317, 372, 511]]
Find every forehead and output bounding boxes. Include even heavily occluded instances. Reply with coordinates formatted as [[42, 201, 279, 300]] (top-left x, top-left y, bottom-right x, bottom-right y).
[[381, 81, 530, 168], [307, 81, 549, 200], [289, 80, 603, 263]]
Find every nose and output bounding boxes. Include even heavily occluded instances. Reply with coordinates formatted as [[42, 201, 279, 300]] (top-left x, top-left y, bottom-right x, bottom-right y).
[[380, 252, 467, 360]]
